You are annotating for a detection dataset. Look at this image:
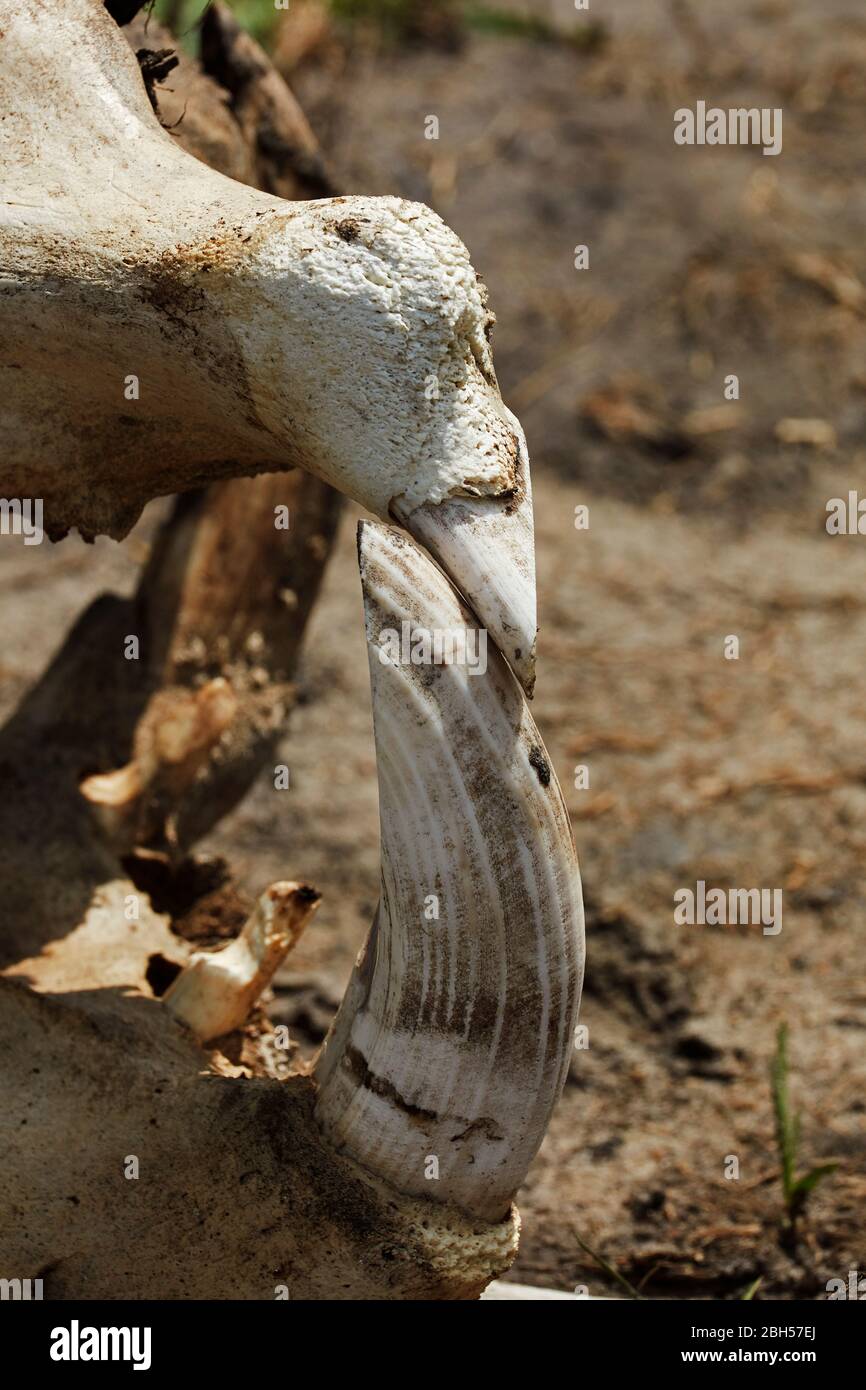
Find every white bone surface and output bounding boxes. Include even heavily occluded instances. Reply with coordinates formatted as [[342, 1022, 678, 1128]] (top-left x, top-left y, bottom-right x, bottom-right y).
[[0, 2, 520, 522], [0, 0, 536, 687]]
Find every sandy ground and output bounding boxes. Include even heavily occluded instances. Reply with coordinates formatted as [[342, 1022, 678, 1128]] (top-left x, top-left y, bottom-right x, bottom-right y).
[[2, 0, 866, 1297]]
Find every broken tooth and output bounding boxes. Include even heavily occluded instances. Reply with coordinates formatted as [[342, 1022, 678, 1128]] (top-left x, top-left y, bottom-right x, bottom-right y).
[[79, 678, 238, 849], [146, 679, 239, 774], [163, 881, 320, 1043], [314, 522, 583, 1223]]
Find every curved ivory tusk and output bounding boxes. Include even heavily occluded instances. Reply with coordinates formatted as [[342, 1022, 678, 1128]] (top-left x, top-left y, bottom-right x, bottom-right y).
[[314, 523, 584, 1223], [0, 0, 536, 690], [396, 407, 537, 696]]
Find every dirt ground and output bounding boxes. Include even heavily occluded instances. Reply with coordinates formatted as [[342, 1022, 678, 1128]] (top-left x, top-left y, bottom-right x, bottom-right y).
[[3, 0, 866, 1297]]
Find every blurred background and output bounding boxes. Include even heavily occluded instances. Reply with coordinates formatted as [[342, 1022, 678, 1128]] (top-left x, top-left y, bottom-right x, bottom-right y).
[[4, 0, 866, 1295]]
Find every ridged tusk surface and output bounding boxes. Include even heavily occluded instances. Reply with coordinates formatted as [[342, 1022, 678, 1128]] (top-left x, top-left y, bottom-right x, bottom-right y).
[[396, 408, 538, 697], [314, 522, 584, 1223]]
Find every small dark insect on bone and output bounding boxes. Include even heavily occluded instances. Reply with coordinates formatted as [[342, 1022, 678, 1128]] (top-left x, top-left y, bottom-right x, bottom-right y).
[[136, 47, 179, 113]]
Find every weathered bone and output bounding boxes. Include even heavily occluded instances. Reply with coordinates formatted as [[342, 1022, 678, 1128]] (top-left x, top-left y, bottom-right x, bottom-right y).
[[0, 0, 583, 1296], [58, 9, 345, 861], [164, 881, 320, 1042], [0, 522, 579, 1296], [80, 469, 341, 857], [0, 0, 536, 690], [80, 677, 239, 847], [315, 523, 584, 1222]]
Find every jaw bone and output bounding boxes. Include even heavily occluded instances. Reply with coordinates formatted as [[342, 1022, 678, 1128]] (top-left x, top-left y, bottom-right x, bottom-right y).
[[0, 0, 536, 690], [315, 523, 584, 1223]]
